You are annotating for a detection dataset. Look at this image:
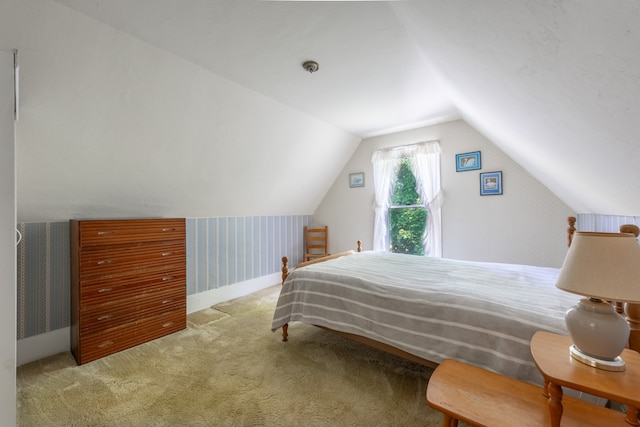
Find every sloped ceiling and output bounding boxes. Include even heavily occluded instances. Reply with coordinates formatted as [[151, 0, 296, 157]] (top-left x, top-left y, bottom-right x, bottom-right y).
[[54, 0, 640, 216], [53, 0, 459, 138], [393, 1, 640, 216]]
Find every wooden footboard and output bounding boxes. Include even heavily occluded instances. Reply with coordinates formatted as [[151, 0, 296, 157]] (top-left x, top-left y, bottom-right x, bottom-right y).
[[281, 240, 362, 284], [279, 240, 362, 342]]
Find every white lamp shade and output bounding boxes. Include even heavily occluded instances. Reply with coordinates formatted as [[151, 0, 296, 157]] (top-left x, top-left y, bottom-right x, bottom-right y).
[[556, 231, 640, 303]]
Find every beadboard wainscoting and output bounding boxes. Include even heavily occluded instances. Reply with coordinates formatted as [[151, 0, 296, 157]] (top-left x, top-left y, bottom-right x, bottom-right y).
[[16, 215, 311, 364], [17, 222, 70, 340], [577, 213, 640, 233], [187, 216, 309, 294]]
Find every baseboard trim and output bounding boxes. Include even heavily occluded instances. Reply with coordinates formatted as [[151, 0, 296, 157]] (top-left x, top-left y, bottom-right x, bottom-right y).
[[16, 273, 282, 366], [17, 327, 69, 367], [187, 272, 281, 314]]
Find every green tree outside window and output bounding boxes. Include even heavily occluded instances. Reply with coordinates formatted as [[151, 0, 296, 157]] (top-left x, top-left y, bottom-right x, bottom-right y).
[[389, 159, 427, 255]]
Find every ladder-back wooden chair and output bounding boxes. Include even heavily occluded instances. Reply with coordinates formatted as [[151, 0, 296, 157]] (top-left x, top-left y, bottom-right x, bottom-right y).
[[304, 225, 329, 262]]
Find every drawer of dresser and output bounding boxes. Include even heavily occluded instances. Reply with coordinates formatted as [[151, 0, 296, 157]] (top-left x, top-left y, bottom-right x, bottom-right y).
[[79, 287, 185, 336], [79, 242, 185, 278], [79, 269, 185, 308], [78, 307, 186, 364], [76, 218, 185, 247]]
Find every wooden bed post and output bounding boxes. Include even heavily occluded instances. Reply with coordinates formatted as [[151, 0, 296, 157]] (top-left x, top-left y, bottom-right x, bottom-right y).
[[620, 224, 640, 353], [281, 256, 289, 284], [280, 256, 290, 342], [567, 216, 576, 247]]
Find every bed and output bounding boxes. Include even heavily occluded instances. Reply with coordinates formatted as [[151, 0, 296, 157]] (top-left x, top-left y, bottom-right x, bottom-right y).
[[271, 217, 640, 385]]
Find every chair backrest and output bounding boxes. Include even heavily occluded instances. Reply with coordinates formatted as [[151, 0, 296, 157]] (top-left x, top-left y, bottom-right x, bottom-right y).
[[304, 225, 329, 261]]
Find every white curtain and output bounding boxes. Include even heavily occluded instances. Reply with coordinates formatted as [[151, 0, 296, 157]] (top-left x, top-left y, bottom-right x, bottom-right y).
[[371, 141, 442, 256], [371, 152, 401, 251], [407, 142, 442, 257]]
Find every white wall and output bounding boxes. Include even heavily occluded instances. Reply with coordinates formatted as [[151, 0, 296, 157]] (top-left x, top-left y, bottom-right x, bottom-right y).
[[393, 2, 640, 217], [1, 0, 360, 223], [314, 119, 574, 267], [0, 49, 17, 426]]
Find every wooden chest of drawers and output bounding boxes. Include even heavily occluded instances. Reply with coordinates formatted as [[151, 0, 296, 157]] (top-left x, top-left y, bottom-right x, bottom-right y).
[[70, 218, 186, 365]]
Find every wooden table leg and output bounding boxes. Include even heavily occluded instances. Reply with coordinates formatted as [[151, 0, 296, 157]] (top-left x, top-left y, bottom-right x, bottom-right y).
[[547, 381, 563, 427], [542, 378, 550, 398], [626, 405, 639, 426], [441, 415, 458, 427]]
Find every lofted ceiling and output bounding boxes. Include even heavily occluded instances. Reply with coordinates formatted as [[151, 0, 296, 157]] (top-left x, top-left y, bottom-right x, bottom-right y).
[[53, 0, 640, 216], [53, 0, 460, 138]]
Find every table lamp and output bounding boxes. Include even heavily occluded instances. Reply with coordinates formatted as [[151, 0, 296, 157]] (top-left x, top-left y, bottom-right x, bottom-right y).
[[555, 231, 640, 371]]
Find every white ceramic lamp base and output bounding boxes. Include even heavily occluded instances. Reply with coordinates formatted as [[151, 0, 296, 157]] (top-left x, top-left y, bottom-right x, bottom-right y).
[[565, 298, 630, 371], [569, 344, 625, 371]]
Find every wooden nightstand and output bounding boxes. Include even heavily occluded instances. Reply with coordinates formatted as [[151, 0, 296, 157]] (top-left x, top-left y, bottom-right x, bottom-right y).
[[531, 331, 640, 427]]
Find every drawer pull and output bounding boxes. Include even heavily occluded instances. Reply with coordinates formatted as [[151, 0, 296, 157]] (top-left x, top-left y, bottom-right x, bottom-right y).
[[162, 322, 175, 328], [97, 259, 113, 265], [161, 228, 176, 232], [97, 231, 115, 236], [161, 252, 173, 257], [162, 299, 174, 304], [98, 340, 114, 348], [162, 276, 174, 281], [97, 315, 111, 321], [98, 287, 113, 293]]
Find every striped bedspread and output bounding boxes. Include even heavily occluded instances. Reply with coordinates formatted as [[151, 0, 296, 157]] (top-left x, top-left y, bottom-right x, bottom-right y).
[[271, 251, 580, 385]]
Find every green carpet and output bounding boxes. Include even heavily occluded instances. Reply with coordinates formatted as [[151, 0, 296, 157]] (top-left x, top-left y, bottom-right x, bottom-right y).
[[17, 285, 441, 426]]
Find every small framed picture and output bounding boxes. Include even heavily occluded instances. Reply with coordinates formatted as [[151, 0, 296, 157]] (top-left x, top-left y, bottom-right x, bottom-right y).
[[480, 171, 503, 196], [349, 172, 365, 188], [456, 151, 481, 172]]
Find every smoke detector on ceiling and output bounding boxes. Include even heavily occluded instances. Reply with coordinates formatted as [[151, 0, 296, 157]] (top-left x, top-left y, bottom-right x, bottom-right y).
[[302, 61, 319, 74]]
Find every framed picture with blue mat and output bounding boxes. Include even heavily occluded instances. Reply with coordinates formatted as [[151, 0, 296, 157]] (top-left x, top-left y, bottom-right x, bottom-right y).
[[480, 171, 502, 196], [456, 151, 481, 172]]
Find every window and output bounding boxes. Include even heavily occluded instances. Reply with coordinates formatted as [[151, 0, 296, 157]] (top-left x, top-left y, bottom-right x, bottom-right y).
[[389, 159, 427, 255], [371, 141, 442, 257]]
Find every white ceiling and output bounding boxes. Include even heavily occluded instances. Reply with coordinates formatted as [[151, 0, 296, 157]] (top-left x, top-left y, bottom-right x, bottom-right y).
[[53, 0, 460, 138], [53, 0, 640, 216]]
